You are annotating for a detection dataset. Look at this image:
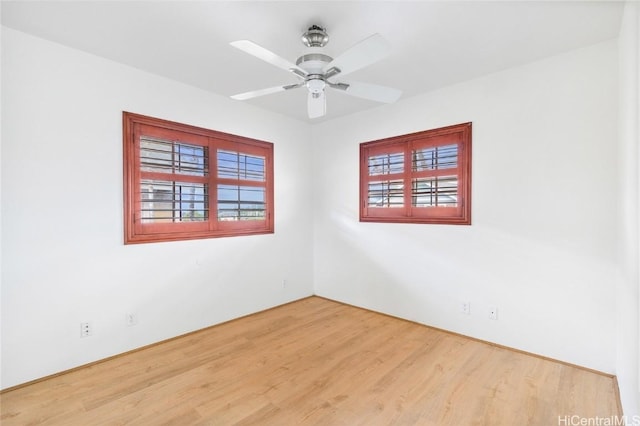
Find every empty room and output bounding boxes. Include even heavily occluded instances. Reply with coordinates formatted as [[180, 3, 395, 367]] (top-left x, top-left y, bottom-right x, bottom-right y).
[[1, 1, 639, 425]]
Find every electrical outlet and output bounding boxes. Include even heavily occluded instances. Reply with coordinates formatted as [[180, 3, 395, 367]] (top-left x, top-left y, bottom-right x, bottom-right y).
[[489, 306, 498, 320], [80, 322, 92, 338], [282, 279, 287, 289], [460, 302, 470, 315], [126, 313, 138, 327]]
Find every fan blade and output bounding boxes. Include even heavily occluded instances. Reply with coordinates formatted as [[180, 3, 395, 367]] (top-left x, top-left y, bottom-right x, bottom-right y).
[[341, 81, 402, 103], [230, 40, 307, 77], [231, 83, 302, 101], [307, 91, 326, 119], [325, 34, 391, 77]]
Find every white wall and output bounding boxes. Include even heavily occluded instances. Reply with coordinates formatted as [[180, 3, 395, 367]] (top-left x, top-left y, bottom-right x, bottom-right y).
[[312, 40, 619, 374], [0, 27, 314, 389], [617, 1, 640, 418]]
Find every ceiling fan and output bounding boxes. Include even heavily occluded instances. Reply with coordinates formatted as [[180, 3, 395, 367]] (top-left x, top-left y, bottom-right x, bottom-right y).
[[230, 25, 403, 119]]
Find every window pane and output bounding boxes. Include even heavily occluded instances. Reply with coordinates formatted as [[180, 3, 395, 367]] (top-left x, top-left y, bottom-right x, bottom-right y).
[[217, 184, 266, 221], [413, 144, 458, 171], [368, 180, 404, 208], [217, 150, 265, 181], [140, 137, 207, 176], [412, 176, 458, 207], [368, 152, 404, 176], [140, 180, 208, 223]]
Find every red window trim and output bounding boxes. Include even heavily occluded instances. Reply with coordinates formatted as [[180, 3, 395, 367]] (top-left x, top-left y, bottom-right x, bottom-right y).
[[123, 112, 274, 244], [360, 122, 472, 225]]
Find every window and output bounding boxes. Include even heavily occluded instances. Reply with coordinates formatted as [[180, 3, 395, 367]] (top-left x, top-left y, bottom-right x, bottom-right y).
[[123, 112, 274, 244], [360, 122, 471, 225]]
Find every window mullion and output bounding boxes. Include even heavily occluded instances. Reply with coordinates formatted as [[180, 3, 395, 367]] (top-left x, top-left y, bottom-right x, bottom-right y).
[[209, 139, 217, 231], [235, 184, 241, 221], [171, 181, 177, 223], [172, 141, 177, 175], [404, 144, 412, 217]]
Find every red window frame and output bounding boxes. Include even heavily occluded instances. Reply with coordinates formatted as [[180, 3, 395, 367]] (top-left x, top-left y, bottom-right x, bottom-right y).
[[360, 122, 471, 225], [123, 112, 274, 244]]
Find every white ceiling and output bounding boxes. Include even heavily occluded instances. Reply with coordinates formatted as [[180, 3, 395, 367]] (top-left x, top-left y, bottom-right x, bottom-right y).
[[1, 1, 624, 123]]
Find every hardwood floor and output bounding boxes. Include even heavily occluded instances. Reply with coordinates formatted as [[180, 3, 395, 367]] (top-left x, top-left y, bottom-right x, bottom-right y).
[[1, 296, 621, 425]]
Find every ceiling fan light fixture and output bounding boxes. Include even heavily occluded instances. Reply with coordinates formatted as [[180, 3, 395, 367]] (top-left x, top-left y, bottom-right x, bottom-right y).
[[301, 25, 329, 48], [306, 77, 326, 94]]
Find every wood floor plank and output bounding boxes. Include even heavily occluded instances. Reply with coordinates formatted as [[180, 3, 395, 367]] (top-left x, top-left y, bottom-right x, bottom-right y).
[[1, 296, 621, 425]]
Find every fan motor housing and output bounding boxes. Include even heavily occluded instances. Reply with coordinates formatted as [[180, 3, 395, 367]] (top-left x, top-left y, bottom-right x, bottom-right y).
[[296, 53, 332, 74]]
